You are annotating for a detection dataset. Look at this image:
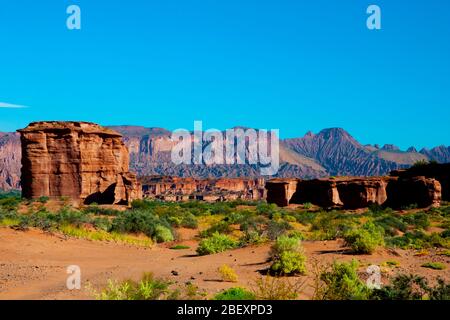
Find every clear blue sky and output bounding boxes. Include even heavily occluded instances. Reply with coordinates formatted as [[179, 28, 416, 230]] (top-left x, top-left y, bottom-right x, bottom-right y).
[[0, 0, 449, 149]]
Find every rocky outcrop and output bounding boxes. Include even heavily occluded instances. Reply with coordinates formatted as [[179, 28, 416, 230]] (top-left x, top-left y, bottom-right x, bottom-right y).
[[336, 178, 389, 209], [385, 176, 441, 208], [141, 176, 265, 202], [289, 177, 389, 209], [265, 179, 299, 207], [18, 122, 141, 206], [391, 163, 450, 201], [267, 176, 441, 209], [0, 133, 21, 190]]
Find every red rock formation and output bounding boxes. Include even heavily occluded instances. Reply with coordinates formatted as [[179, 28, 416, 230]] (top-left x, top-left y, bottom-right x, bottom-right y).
[[265, 179, 299, 207], [141, 176, 265, 202], [0, 133, 21, 190], [335, 178, 389, 209], [18, 122, 141, 206], [267, 176, 441, 209], [391, 163, 450, 201], [291, 179, 343, 208], [386, 176, 441, 208]]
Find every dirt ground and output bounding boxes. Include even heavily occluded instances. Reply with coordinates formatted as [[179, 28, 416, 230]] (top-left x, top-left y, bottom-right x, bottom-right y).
[[0, 227, 448, 300]]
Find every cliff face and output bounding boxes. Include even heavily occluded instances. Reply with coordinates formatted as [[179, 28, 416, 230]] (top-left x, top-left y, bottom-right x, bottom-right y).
[[267, 175, 442, 209], [18, 122, 141, 205], [0, 133, 21, 190], [141, 176, 265, 202]]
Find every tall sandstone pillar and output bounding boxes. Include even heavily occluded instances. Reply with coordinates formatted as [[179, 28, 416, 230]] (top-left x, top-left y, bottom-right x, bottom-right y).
[[18, 121, 142, 206]]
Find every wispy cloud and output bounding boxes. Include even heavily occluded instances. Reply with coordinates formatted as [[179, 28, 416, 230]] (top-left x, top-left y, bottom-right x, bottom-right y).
[[0, 102, 29, 109]]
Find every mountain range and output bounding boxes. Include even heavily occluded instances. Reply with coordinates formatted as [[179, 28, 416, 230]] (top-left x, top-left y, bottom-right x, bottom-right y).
[[1, 126, 449, 190]]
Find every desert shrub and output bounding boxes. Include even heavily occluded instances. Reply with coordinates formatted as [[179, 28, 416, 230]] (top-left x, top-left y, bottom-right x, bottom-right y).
[[252, 276, 305, 300], [218, 264, 238, 282], [239, 230, 267, 246], [130, 199, 159, 211], [200, 221, 232, 238], [374, 214, 408, 236], [92, 217, 112, 231], [313, 260, 370, 300], [37, 196, 49, 204], [55, 207, 89, 227], [83, 205, 120, 216], [0, 196, 21, 211], [269, 235, 306, 275], [267, 220, 293, 240], [344, 222, 384, 254], [294, 210, 319, 225], [170, 245, 190, 250], [256, 202, 280, 217], [196, 232, 238, 256], [283, 215, 296, 223], [370, 274, 450, 300], [214, 287, 255, 300], [402, 212, 430, 230], [428, 278, 450, 300], [310, 211, 359, 240], [303, 202, 313, 210], [94, 273, 172, 300], [110, 210, 173, 242], [440, 229, 450, 238], [154, 225, 174, 243], [240, 215, 268, 234], [387, 230, 449, 249], [421, 262, 446, 270]]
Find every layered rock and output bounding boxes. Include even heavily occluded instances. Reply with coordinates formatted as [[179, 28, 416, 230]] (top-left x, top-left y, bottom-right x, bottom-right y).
[[267, 176, 441, 209], [391, 163, 450, 201], [265, 179, 299, 207], [141, 176, 265, 202], [0, 133, 21, 190], [385, 176, 441, 208], [18, 122, 141, 206]]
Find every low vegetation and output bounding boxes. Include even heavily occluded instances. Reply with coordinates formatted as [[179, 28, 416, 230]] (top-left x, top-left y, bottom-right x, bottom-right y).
[[218, 264, 238, 282], [1, 193, 449, 300], [197, 232, 238, 255], [269, 235, 307, 275]]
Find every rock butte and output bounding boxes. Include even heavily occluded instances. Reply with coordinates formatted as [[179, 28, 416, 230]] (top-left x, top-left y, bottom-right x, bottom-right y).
[[18, 121, 141, 206]]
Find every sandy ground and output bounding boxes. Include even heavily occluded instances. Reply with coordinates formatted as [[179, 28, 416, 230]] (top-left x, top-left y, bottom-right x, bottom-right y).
[[0, 227, 448, 300]]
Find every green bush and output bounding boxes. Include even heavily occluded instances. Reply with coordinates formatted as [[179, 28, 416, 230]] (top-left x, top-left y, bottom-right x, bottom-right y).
[[196, 232, 238, 256], [37, 196, 49, 204], [344, 222, 384, 254], [154, 225, 174, 243], [421, 262, 446, 270], [83, 205, 120, 216], [269, 235, 306, 275], [93, 217, 112, 231], [170, 245, 190, 250], [110, 209, 173, 242], [402, 212, 430, 230], [313, 260, 370, 300], [267, 220, 292, 240], [200, 221, 232, 238], [214, 287, 255, 300], [94, 273, 172, 300], [370, 274, 450, 300], [387, 230, 449, 249]]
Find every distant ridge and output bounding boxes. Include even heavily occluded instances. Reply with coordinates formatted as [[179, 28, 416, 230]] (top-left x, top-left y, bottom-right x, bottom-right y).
[[0, 125, 449, 190]]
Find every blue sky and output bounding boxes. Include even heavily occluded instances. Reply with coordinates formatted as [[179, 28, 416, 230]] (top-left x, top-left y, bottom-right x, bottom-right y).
[[0, 0, 449, 149]]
